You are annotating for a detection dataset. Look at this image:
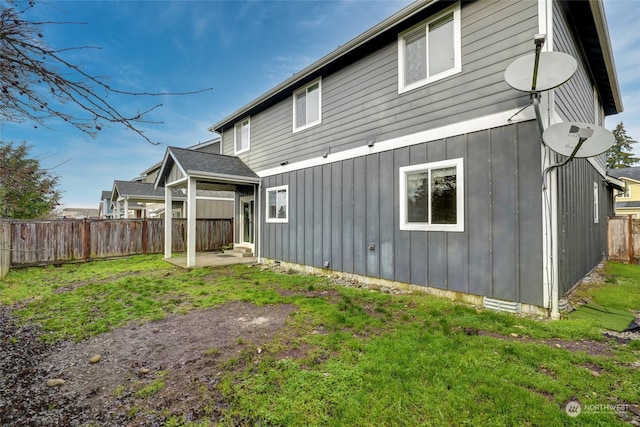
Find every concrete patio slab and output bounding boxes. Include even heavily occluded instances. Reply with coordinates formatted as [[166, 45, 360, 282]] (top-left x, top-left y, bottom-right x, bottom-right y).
[[163, 252, 258, 268]]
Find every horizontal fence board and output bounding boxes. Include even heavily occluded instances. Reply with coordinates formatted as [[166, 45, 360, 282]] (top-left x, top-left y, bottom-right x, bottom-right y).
[[5, 218, 232, 268]]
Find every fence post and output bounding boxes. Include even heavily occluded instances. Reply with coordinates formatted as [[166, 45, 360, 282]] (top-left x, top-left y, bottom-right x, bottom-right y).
[[629, 215, 634, 264], [83, 218, 90, 261], [142, 217, 148, 255], [230, 217, 234, 246]]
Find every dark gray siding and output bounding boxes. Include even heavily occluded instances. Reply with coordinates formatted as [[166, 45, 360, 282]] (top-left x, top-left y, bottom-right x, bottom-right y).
[[261, 121, 544, 305], [557, 160, 611, 295], [222, 0, 539, 172], [553, 1, 607, 170]]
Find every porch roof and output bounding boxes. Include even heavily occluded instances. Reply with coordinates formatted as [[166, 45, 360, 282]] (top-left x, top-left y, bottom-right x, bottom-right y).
[[112, 180, 186, 203], [155, 146, 260, 188]]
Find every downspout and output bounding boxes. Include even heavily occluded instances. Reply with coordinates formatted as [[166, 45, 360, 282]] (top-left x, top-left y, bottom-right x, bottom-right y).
[[256, 181, 262, 263]]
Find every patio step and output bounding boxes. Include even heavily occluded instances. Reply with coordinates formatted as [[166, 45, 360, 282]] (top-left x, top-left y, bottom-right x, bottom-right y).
[[224, 246, 254, 258]]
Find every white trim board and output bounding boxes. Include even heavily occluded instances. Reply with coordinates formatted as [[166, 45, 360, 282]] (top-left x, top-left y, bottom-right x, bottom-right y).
[[255, 107, 537, 178]]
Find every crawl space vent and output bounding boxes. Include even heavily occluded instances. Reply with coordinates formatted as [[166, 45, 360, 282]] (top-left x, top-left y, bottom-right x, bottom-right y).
[[483, 297, 521, 314]]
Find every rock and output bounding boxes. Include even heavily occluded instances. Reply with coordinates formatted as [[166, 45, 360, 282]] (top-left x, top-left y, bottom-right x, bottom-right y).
[[89, 354, 102, 364], [368, 284, 381, 291], [510, 333, 519, 338], [138, 368, 150, 376], [590, 370, 600, 377], [47, 378, 66, 387], [555, 343, 562, 348]]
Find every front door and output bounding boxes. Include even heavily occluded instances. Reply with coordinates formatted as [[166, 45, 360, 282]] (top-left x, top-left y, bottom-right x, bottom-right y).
[[241, 197, 254, 246]]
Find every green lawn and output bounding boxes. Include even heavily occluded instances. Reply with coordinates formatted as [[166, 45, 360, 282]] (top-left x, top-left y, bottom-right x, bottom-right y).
[[2, 255, 639, 426]]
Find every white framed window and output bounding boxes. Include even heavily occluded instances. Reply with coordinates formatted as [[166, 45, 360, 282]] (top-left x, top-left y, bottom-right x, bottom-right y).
[[234, 117, 250, 155], [266, 185, 288, 223], [293, 78, 322, 132], [399, 158, 464, 231], [594, 181, 599, 224], [398, 3, 461, 93]]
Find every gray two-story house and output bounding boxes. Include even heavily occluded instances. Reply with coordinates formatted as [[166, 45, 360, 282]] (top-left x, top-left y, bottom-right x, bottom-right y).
[[156, 0, 623, 317]]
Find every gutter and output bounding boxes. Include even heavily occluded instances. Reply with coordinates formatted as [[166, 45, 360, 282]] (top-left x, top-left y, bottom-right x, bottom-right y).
[[589, 0, 624, 114]]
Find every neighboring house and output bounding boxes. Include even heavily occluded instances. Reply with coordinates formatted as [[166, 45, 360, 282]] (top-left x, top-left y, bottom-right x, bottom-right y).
[[157, 0, 623, 317], [608, 167, 640, 218], [98, 191, 114, 219], [105, 138, 235, 219], [60, 208, 99, 219]]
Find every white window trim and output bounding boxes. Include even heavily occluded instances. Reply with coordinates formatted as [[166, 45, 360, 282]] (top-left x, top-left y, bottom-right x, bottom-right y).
[[293, 78, 322, 133], [398, 3, 462, 94], [399, 158, 464, 232], [266, 185, 289, 223], [234, 117, 251, 155], [594, 181, 599, 224]]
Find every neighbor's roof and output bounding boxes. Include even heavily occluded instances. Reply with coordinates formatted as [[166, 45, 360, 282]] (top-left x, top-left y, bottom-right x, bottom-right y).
[[607, 167, 640, 183], [156, 147, 260, 187], [100, 190, 112, 200], [210, 0, 622, 134], [112, 180, 185, 201]]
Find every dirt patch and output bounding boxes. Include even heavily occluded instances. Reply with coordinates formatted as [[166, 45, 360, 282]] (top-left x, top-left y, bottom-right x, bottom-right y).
[[0, 302, 295, 426]]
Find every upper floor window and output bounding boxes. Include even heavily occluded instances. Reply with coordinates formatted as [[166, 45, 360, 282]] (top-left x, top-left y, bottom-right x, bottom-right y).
[[399, 158, 464, 232], [234, 117, 250, 155], [398, 4, 461, 93], [266, 185, 288, 223], [293, 78, 322, 132]]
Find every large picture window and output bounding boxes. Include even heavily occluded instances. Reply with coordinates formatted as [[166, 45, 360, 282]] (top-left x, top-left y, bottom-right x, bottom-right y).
[[266, 185, 288, 223], [234, 117, 250, 154], [398, 3, 461, 93], [293, 79, 322, 132], [399, 158, 464, 231]]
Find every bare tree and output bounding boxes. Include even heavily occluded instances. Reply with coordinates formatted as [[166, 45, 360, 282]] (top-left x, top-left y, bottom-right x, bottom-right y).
[[0, 1, 211, 144]]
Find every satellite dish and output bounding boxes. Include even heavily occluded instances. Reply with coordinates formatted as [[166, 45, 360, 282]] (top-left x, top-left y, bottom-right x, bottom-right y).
[[504, 52, 577, 92], [542, 122, 615, 158]]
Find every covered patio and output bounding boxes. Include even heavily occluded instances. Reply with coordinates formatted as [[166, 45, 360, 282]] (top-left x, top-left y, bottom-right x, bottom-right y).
[[163, 251, 257, 268], [155, 147, 261, 268]]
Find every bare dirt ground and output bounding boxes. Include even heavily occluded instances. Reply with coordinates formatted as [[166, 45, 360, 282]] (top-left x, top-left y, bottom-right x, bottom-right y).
[[0, 302, 296, 426]]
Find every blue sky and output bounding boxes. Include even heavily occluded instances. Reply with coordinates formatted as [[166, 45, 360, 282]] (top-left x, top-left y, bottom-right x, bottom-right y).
[[0, 0, 638, 208]]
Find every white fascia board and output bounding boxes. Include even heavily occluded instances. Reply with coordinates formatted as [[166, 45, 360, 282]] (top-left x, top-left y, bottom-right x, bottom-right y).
[[187, 170, 261, 185], [255, 107, 536, 178]]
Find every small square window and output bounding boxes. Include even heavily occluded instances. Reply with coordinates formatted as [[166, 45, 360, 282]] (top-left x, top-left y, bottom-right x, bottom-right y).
[[234, 118, 250, 154], [399, 159, 464, 231], [266, 185, 288, 223], [398, 4, 461, 93], [293, 79, 322, 132]]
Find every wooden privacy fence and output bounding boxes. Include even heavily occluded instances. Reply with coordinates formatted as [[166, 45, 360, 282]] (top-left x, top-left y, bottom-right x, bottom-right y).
[[608, 216, 640, 264], [0, 218, 232, 275]]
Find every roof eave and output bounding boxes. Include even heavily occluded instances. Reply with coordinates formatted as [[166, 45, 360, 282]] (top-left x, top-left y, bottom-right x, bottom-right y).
[[590, 0, 623, 115]]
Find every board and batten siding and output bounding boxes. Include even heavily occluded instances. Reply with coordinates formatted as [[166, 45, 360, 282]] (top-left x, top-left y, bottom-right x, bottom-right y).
[[261, 121, 543, 306], [221, 0, 539, 174], [556, 159, 613, 295]]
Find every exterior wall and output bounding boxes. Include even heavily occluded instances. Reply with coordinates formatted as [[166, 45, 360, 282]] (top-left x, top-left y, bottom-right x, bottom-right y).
[[222, 0, 539, 173], [552, 1, 614, 294], [556, 159, 613, 294], [261, 121, 544, 306], [553, 1, 606, 168]]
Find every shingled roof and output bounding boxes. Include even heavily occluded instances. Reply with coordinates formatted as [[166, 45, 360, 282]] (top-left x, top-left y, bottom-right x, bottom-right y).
[[608, 167, 640, 183], [112, 180, 186, 201], [156, 147, 259, 187]]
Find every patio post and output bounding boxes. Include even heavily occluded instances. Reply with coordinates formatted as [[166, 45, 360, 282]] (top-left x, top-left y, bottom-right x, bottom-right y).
[[164, 183, 172, 259], [187, 176, 197, 267]]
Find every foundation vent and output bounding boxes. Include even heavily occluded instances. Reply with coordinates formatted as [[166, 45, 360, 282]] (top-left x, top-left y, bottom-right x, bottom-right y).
[[483, 297, 521, 314]]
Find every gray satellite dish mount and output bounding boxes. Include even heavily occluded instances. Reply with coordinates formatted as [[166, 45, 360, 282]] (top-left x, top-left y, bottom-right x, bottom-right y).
[[504, 34, 578, 135]]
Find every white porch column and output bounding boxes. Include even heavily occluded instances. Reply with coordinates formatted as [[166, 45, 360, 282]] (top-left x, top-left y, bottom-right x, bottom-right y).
[[187, 176, 197, 267], [123, 198, 129, 219], [164, 184, 172, 259], [116, 200, 121, 219]]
